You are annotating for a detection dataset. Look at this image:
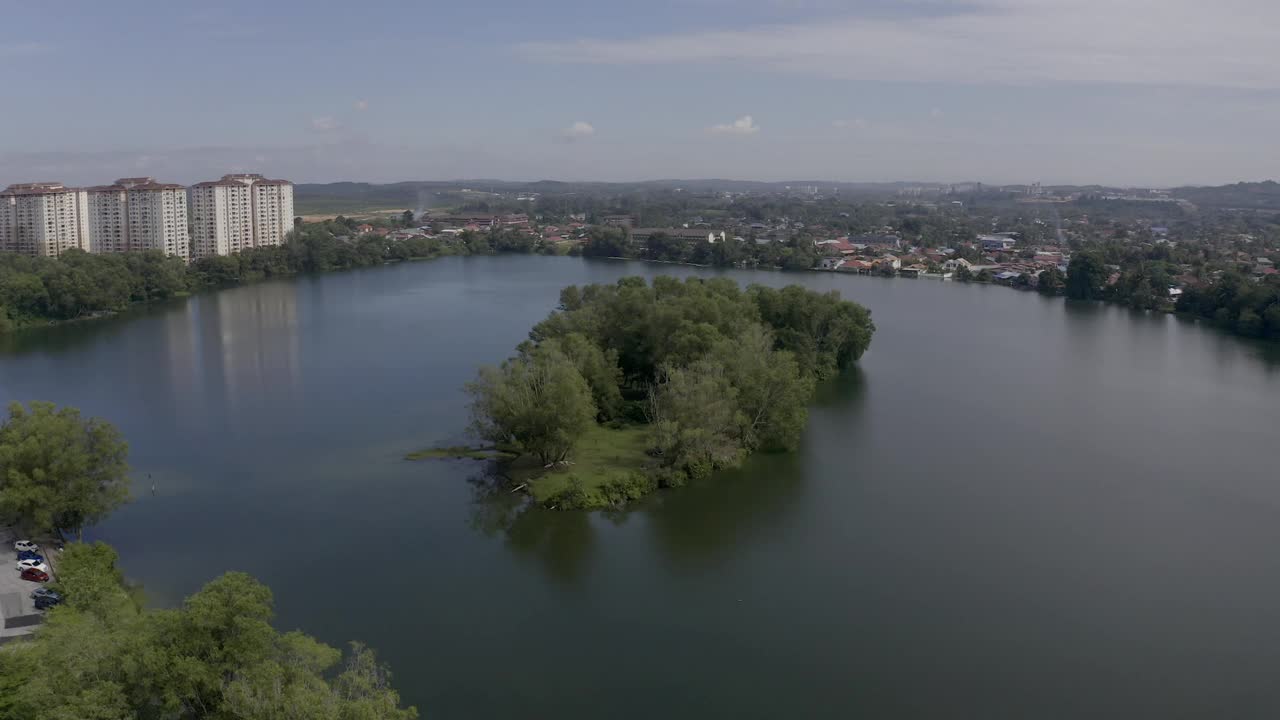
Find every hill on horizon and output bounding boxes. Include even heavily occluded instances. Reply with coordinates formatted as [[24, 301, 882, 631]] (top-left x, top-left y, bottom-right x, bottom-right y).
[[292, 178, 1280, 216]]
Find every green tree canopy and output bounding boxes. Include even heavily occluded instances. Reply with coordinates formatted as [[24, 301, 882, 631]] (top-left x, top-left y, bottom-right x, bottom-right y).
[[467, 344, 596, 464], [0, 542, 418, 720], [1037, 266, 1065, 295], [648, 359, 745, 483], [0, 401, 130, 537], [481, 276, 876, 496], [1065, 251, 1108, 300]]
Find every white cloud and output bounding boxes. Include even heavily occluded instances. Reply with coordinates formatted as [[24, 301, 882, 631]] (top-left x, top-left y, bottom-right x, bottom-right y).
[[354, 99, 369, 112], [710, 116, 760, 135], [310, 116, 342, 132], [561, 120, 596, 140], [520, 0, 1280, 90]]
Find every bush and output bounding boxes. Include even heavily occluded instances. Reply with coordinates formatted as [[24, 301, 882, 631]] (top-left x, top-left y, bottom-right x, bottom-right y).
[[597, 472, 658, 506], [550, 476, 589, 510], [685, 459, 714, 482], [654, 467, 686, 489]]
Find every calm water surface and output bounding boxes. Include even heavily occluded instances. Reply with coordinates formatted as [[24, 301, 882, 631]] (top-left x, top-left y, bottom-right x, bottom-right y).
[[2, 255, 1279, 718]]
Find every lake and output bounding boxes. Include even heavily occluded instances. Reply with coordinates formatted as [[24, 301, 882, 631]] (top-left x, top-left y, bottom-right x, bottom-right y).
[[2, 255, 1280, 718]]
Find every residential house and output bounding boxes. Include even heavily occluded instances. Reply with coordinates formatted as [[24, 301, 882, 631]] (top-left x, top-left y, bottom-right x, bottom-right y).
[[980, 234, 1017, 251], [850, 234, 902, 249], [817, 238, 857, 255]]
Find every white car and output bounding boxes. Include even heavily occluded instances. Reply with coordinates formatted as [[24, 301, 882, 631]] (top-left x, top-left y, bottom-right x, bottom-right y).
[[14, 540, 38, 553], [16, 559, 49, 574]]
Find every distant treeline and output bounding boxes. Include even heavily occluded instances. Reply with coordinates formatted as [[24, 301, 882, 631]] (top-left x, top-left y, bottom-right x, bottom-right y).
[[1058, 245, 1280, 341], [581, 226, 822, 270], [0, 220, 541, 333], [1176, 273, 1280, 339]]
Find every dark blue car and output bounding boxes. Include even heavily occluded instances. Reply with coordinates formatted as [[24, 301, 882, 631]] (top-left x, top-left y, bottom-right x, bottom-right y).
[[17, 551, 43, 563]]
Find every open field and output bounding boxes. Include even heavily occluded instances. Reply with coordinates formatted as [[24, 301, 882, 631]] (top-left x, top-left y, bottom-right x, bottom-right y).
[[297, 209, 411, 223]]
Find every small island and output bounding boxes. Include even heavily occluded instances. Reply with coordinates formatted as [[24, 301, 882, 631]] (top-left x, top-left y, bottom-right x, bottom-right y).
[[414, 275, 875, 509]]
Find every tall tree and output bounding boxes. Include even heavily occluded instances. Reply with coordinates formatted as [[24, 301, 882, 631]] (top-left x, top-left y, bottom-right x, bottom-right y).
[[648, 359, 745, 482], [714, 326, 814, 452], [467, 345, 596, 464], [1065, 251, 1108, 300], [0, 401, 130, 538], [1037, 266, 1065, 295]]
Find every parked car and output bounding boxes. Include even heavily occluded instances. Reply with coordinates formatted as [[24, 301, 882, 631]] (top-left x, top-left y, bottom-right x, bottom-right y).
[[14, 540, 38, 553], [31, 588, 62, 602], [17, 551, 44, 563], [34, 595, 61, 610], [20, 567, 49, 583], [16, 559, 49, 573]]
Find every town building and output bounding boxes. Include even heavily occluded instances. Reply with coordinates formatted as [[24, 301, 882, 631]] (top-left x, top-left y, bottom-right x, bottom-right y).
[[630, 227, 726, 244], [980, 234, 1018, 251], [84, 178, 190, 259], [0, 182, 90, 257], [84, 185, 128, 254], [189, 174, 294, 259]]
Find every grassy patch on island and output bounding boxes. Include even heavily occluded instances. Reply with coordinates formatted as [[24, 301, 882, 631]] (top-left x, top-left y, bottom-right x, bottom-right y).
[[509, 424, 653, 506]]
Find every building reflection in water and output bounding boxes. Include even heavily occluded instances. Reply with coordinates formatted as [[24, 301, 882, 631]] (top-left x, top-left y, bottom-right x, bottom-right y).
[[168, 284, 302, 444]]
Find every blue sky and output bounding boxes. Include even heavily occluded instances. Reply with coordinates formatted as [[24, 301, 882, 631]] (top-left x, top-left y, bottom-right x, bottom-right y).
[[3, 0, 1279, 186]]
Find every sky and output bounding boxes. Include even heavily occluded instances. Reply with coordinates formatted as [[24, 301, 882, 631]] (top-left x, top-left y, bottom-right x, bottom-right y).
[[2, 0, 1280, 187]]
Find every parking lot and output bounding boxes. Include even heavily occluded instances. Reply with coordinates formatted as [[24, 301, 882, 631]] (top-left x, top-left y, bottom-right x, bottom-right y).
[[0, 527, 52, 640]]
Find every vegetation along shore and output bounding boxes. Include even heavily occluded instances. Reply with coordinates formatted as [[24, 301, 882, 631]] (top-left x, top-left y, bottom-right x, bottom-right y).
[[0, 401, 418, 718]]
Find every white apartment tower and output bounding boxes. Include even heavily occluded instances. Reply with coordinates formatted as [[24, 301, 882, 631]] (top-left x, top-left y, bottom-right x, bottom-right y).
[[85, 185, 128, 254], [124, 178, 190, 260], [84, 177, 190, 259], [0, 182, 91, 257], [190, 174, 294, 259]]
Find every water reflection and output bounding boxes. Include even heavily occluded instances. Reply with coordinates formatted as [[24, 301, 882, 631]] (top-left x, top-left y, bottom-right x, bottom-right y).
[[467, 475, 596, 585], [0, 297, 185, 356], [641, 370, 867, 571], [465, 368, 870, 582], [182, 283, 302, 422]]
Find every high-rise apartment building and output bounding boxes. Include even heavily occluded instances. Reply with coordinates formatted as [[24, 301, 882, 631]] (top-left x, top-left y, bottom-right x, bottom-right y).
[[84, 184, 128, 254], [84, 177, 190, 259], [190, 174, 294, 259], [124, 178, 189, 260], [1, 172, 291, 261], [0, 182, 90, 257]]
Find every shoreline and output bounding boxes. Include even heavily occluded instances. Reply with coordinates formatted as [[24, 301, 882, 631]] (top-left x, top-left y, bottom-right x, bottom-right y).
[[2, 250, 1268, 346]]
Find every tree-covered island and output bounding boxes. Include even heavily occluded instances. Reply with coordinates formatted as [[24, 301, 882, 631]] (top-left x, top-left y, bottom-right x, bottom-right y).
[[422, 276, 874, 509]]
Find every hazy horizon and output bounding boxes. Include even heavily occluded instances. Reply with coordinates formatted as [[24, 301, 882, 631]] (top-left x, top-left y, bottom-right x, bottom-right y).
[[5, 0, 1280, 188]]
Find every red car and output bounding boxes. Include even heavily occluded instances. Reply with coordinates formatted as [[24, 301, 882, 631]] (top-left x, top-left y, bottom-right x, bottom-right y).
[[20, 567, 49, 583]]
